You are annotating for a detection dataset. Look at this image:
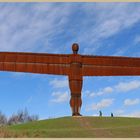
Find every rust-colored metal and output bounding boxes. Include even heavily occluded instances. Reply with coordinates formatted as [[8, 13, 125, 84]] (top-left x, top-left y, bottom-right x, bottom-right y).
[[0, 43, 140, 116]]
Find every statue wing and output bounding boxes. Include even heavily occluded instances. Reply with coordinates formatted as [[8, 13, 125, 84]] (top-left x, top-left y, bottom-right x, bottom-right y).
[[0, 52, 70, 75], [82, 55, 140, 76]]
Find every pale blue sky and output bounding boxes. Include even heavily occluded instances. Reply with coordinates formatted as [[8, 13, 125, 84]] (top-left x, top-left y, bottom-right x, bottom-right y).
[[0, 3, 140, 119]]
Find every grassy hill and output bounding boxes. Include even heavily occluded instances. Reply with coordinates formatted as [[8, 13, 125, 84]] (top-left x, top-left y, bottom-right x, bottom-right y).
[[0, 116, 140, 137]]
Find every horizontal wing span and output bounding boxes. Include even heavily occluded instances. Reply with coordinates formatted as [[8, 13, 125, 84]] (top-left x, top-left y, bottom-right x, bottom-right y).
[[0, 52, 70, 75], [82, 55, 140, 76]]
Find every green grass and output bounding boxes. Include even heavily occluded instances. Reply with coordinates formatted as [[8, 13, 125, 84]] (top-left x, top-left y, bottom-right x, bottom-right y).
[[1, 116, 140, 137]]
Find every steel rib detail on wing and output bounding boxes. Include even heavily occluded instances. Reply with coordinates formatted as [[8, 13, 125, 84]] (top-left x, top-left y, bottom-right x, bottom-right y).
[[0, 52, 70, 75]]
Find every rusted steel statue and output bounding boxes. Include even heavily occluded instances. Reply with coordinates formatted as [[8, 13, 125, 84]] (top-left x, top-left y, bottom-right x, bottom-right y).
[[0, 43, 140, 116]]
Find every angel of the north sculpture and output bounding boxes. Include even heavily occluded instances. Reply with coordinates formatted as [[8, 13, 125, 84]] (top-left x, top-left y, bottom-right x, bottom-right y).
[[0, 43, 140, 116]]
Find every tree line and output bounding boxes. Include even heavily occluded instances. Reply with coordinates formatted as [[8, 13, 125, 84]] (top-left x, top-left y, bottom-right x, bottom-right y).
[[0, 109, 39, 126]]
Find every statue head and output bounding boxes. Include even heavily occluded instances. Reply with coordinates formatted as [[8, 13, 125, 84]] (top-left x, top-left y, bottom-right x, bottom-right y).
[[72, 43, 79, 54]]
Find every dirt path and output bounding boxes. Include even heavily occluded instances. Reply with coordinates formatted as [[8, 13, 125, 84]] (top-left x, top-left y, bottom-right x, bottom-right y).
[[73, 116, 92, 129]]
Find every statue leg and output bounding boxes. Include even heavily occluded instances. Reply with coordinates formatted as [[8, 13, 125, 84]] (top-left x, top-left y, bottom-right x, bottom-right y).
[[69, 79, 83, 116], [70, 94, 82, 116]]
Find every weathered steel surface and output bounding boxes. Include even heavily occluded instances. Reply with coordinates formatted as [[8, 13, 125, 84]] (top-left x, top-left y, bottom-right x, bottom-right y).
[[68, 52, 83, 116], [0, 52, 70, 75], [82, 55, 140, 76], [0, 43, 140, 116], [82, 65, 140, 76], [82, 55, 140, 67]]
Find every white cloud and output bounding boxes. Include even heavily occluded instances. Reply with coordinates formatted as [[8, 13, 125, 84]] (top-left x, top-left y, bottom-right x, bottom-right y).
[[134, 35, 140, 44], [26, 96, 33, 104], [49, 78, 68, 89], [115, 80, 140, 92], [0, 3, 140, 55], [128, 111, 140, 118], [82, 3, 140, 53], [97, 87, 113, 96], [103, 87, 113, 93], [114, 110, 140, 118], [85, 90, 96, 97], [87, 80, 140, 98], [124, 98, 140, 106], [92, 113, 99, 116], [0, 4, 72, 52], [119, 111, 140, 118], [86, 86, 113, 98], [51, 91, 69, 103], [12, 72, 26, 78], [87, 98, 114, 111], [115, 109, 125, 116]]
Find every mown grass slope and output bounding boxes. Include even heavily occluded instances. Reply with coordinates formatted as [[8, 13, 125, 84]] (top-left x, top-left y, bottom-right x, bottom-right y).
[[1, 116, 140, 137]]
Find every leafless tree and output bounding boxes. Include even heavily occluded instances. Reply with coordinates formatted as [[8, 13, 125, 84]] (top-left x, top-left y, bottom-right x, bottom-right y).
[[8, 109, 39, 125], [0, 112, 7, 126]]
